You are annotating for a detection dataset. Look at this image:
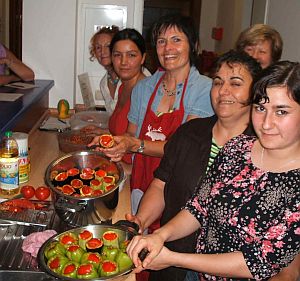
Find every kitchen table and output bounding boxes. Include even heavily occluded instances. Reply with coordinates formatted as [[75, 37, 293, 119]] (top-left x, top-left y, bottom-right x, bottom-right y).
[[0, 127, 136, 281]]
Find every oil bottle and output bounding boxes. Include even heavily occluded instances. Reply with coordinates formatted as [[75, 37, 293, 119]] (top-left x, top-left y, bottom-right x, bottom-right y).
[[0, 131, 19, 198]]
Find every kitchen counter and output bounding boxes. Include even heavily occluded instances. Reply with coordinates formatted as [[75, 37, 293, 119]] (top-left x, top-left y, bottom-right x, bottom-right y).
[[0, 128, 136, 281], [0, 80, 54, 136]]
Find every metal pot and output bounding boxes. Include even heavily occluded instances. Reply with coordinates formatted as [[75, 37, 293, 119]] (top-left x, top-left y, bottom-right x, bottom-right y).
[[45, 151, 125, 227], [37, 221, 141, 281]]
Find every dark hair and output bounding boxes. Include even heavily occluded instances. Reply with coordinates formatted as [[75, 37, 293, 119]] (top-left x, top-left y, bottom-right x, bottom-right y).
[[252, 61, 300, 105], [212, 50, 262, 80], [89, 25, 119, 61], [235, 24, 283, 64], [110, 28, 146, 56], [151, 14, 199, 65]]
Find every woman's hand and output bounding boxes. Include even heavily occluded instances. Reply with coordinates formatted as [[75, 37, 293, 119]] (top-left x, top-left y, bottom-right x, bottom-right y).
[[125, 213, 144, 234], [141, 246, 173, 271], [127, 232, 165, 270]]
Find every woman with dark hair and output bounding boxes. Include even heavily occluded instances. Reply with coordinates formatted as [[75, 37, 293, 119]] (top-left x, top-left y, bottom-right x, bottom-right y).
[[126, 50, 262, 281], [128, 61, 300, 280], [91, 14, 213, 217], [107, 28, 147, 167]]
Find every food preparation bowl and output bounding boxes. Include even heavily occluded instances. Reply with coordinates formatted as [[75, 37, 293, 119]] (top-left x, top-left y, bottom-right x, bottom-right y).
[[45, 151, 125, 227], [38, 222, 139, 281]]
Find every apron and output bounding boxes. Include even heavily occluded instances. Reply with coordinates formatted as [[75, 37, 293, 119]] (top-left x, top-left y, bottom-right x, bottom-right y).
[[109, 84, 132, 164], [130, 73, 188, 215]]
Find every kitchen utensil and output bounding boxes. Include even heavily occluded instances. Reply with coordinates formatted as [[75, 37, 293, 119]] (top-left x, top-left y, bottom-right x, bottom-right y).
[[44, 151, 125, 227]]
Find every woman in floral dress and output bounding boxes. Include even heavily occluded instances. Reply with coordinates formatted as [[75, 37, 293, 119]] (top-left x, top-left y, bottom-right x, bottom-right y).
[[127, 61, 300, 280]]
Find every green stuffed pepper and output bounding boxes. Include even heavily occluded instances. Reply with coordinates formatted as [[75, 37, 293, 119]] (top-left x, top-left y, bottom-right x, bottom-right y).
[[99, 260, 119, 277], [66, 244, 85, 263], [101, 246, 119, 261], [77, 263, 99, 279], [115, 251, 133, 272], [47, 254, 69, 274], [44, 241, 66, 260], [61, 261, 80, 278], [81, 252, 102, 270]]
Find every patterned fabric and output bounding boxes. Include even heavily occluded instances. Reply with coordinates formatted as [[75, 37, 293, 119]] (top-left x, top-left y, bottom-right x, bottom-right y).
[[185, 134, 300, 281]]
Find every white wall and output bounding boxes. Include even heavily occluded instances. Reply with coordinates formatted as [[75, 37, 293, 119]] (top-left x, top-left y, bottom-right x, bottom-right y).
[[199, 0, 218, 52], [266, 0, 300, 62], [23, 0, 144, 108]]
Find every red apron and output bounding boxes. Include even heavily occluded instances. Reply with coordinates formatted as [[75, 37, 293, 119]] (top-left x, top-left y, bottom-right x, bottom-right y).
[[131, 74, 188, 196], [109, 84, 132, 164]]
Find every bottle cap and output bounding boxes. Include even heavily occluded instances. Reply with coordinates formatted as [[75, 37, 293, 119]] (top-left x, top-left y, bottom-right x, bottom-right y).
[[5, 131, 12, 137], [12, 132, 28, 155]]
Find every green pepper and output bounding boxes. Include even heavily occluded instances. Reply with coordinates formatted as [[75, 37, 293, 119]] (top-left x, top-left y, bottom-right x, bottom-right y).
[[59, 232, 78, 248], [115, 251, 133, 272], [66, 245, 85, 263], [77, 263, 99, 279], [61, 261, 80, 278], [81, 252, 102, 270], [47, 254, 69, 274], [99, 260, 119, 277], [44, 241, 66, 260], [102, 231, 119, 248], [101, 246, 119, 261]]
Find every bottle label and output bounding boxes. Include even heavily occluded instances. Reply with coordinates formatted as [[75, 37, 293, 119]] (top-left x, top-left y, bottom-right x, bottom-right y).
[[19, 156, 29, 183], [0, 158, 19, 190]]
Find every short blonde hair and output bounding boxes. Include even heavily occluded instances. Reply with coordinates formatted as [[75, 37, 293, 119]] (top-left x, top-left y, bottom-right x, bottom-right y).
[[89, 25, 119, 61], [235, 24, 283, 63]]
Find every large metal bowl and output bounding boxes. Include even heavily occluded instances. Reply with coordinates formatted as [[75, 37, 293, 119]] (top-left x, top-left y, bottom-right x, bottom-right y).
[[45, 151, 125, 227], [38, 222, 138, 281]]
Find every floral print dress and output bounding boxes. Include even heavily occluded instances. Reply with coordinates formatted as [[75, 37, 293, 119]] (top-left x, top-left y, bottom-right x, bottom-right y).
[[185, 134, 300, 281]]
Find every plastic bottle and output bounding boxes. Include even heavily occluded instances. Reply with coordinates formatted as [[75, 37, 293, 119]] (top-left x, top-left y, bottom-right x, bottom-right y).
[[0, 131, 19, 198], [12, 132, 30, 184]]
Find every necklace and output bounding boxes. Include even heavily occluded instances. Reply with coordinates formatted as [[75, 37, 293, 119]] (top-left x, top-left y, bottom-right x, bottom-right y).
[[162, 80, 177, 97], [107, 72, 119, 86], [260, 147, 300, 170]]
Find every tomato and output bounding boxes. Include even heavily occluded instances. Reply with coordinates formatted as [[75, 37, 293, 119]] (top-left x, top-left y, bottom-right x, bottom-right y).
[[20, 185, 35, 199], [35, 186, 51, 201]]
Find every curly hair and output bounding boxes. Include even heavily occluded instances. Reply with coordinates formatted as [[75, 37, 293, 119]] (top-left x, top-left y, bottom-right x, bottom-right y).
[[89, 25, 119, 61]]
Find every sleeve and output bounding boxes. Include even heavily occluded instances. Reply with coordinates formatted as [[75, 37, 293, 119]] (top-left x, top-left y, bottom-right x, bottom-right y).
[[185, 75, 214, 118], [127, 81, 143, 126], [240, 185, 300, 280], [154, 125, 186, 182], [184, 143, 228, 225]]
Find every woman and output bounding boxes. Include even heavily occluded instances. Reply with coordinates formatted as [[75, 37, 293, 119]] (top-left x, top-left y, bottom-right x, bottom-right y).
[[107, 28, 147, 167], [126, 50, 261, 281], [127, 61, 300, 280], [92, 14, 213, 214], [235, 24, 283, 69], [89, 26, 120, 113], [0, 42, 34, 85]]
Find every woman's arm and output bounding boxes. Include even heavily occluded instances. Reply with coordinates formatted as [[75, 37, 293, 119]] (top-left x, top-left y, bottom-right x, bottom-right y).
[[144, 247, 253, 279], [127, 209, 200, 268], [126, 178, 166, 233], [2, 47, 34, 82], [268, 254, 300, 281]]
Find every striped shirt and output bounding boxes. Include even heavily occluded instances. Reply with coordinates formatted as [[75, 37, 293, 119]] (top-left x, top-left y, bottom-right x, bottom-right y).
[[207, 138, 222, 172]]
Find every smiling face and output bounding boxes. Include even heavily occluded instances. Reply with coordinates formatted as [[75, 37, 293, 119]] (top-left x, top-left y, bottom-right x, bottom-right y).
[[94, 33, 113, 67], [252, 86, 300, 151], [111, 39, 145, 82], [156, 26, 190, 73], [244, 39, 273, 69], [211, 62, 253, 121]]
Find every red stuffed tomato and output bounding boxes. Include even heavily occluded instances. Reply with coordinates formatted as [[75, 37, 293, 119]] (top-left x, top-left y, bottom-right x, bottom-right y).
[[20, 185, 35, 199], [35, 186, 51, 201]]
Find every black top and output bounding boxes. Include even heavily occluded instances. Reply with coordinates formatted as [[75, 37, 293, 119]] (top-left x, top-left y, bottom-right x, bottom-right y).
[[150, 116, 254, 281]]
